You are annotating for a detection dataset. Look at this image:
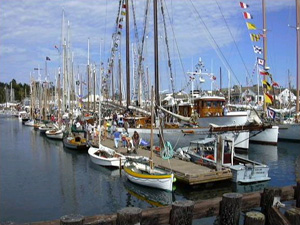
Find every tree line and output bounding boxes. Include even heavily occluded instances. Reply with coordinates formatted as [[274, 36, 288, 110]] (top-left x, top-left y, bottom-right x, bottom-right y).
[[0, 79, 31, 103]]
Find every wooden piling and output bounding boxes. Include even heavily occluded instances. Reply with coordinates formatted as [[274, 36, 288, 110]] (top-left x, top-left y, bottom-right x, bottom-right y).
[[269, 206, 290, 225], [244, 211, 265, 225], [295, 181, 300, 207], [60, 214, 84, 225], [169, 200, 194, 225], [284, 208, 300, 225], [219, 192, 243, 225], [261, 187, 282, 225], [116, 207, 142, 225], [119, 158, 122, 177]]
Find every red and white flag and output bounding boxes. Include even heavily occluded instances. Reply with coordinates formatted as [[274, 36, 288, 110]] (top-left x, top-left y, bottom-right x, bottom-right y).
[[240, 2, 248, 8], [243, 12, 252, 19]]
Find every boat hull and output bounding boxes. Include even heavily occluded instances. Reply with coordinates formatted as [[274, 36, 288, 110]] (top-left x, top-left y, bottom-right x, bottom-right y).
[[127, 127, 249, 150], [230, 164, 271, 183], [45, 130, 64, 140], [249, 126, 279, 145], [278, 123, 300, 142], [63, 137, 89, 151], [123, 161, 174, 191], [88, 146, 126, 168]]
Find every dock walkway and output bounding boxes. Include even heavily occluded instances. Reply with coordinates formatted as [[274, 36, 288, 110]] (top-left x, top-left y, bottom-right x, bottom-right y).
[[100, 139, 232, 185]]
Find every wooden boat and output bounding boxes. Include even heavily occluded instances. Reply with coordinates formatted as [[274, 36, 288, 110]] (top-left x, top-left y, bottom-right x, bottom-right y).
[[123, 87, 175, 191], [123, 160, 174, 192], [63, 136, 89, 151], [179, 135, 270, 184], [45, 129, 64, 140], [38, 123, 55, 134], [24, 119, 35, 126], [88, 145, 126, 168]]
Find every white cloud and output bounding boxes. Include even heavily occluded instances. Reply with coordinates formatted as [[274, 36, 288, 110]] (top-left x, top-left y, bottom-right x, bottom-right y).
[[0, 0, 297, 91]]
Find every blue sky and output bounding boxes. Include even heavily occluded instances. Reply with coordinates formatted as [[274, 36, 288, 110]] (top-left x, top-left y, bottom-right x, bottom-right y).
[[0, 0, 297, 94]]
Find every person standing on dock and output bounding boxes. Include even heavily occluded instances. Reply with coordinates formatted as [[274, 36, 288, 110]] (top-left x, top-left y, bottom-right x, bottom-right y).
[[113, 128, 121, 149], [132, 131, 140, 154]]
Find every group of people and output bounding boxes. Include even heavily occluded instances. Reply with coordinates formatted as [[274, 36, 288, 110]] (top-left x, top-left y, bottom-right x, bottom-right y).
[[112, 127, 140, 154]]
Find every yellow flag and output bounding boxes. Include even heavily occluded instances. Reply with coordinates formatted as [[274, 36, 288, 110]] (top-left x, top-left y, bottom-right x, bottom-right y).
[[264, 93, 272, 104], [246, 22, 256, 30], [250, 34, 260, 42], [262, 80, 272, 91]]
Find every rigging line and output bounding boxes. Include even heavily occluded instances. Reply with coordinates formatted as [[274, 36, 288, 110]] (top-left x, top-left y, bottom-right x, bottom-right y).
[[188, 0, 242, 88], [162, 0, 187, 86], [215, 0, 251, 78], [160, 0, 176, 100]]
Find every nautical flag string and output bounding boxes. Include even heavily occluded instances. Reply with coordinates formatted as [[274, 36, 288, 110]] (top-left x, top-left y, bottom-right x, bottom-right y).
[[246, 22, 257, 30], [253, 45, 262, 54], [257, 57, 265, 66], [260, 70, 269, 76], [243, 12, 252, 19], [264, 93, 273, 104], [250, 33, 260, 41], [267, 107, 276, 119], [262, 80, 272, 90], [240, 2, 248, 8]]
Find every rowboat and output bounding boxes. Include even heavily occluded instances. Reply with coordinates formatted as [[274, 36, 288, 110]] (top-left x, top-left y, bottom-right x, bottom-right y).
[[88, 145, 126, 168]]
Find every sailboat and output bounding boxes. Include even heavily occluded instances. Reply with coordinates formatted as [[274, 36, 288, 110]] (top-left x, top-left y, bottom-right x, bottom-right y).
[[88, 69, 126, 168], [123, 85, 174, 191], [45, 71, 64, 140], [277, 0, 300, 141]]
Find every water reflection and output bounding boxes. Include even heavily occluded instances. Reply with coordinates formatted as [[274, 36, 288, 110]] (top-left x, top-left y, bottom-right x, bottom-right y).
[[123, 180, 173, 207], [1, 117, 300, 223]]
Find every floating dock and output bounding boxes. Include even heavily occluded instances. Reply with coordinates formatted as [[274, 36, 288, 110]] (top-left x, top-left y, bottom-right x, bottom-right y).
[[100, 139, 232, 185]]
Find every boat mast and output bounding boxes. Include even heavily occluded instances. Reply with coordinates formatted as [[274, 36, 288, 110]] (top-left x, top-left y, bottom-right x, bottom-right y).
[[296, 0, 300, 121], [153, 0, 159, 107], [87, 38, 90, 113], [126, 0, 130, 108], [262, 0, 268, 112], [150, 86, 154, 170]]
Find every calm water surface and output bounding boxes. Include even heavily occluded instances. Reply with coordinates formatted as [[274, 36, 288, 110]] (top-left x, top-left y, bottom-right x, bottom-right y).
[[0, 116, 299, 223]]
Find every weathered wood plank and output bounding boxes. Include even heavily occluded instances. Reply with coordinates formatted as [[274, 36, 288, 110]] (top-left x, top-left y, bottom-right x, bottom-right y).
[[269, 206, 291, 225]]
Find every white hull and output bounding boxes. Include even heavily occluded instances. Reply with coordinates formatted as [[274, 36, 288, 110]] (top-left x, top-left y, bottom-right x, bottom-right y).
[[24, 120, 35, 126], [278, 123, 300, 142], [45, 129, 64, 140], [123, 161, 173, 191], [197, 112, 249, 127], [127, 127, 249, 150], [249, 126, 279, 145], [230, 163, 271, 183], [88, 146, 126, 168]]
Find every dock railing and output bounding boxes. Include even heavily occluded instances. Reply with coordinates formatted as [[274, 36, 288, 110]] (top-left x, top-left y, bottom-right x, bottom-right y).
[[16, 182, 300, 225]]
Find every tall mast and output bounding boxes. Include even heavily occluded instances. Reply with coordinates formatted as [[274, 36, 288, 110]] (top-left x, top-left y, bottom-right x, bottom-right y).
[[296, 0, 300, 120], [87, 38, 90, 112], [126, 0, 130, 108], [119, 56, 122, 105], [262, 0, 268, 112], [153, 0, 159, 107]]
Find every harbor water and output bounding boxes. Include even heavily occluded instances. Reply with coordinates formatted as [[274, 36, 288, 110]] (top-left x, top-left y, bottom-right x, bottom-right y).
[[0, 116, 299, 223]]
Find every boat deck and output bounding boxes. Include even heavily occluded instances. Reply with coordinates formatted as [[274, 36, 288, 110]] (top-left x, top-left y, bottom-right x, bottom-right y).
[[100, 138, 232, 185]]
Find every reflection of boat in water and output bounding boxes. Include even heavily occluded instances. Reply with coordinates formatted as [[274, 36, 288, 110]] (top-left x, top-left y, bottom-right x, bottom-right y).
[[89, 161, 120, 177], [174, 181, 233, 201], [123, 180, 173, 207], [232, 180, 269, 193]]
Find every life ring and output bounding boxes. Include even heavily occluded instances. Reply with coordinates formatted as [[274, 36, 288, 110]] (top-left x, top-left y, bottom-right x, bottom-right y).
[[206, 155, 215, 160]]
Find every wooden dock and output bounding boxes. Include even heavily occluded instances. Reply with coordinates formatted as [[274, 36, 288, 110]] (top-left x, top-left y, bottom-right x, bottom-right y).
[[100, 139, 232, 185]]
